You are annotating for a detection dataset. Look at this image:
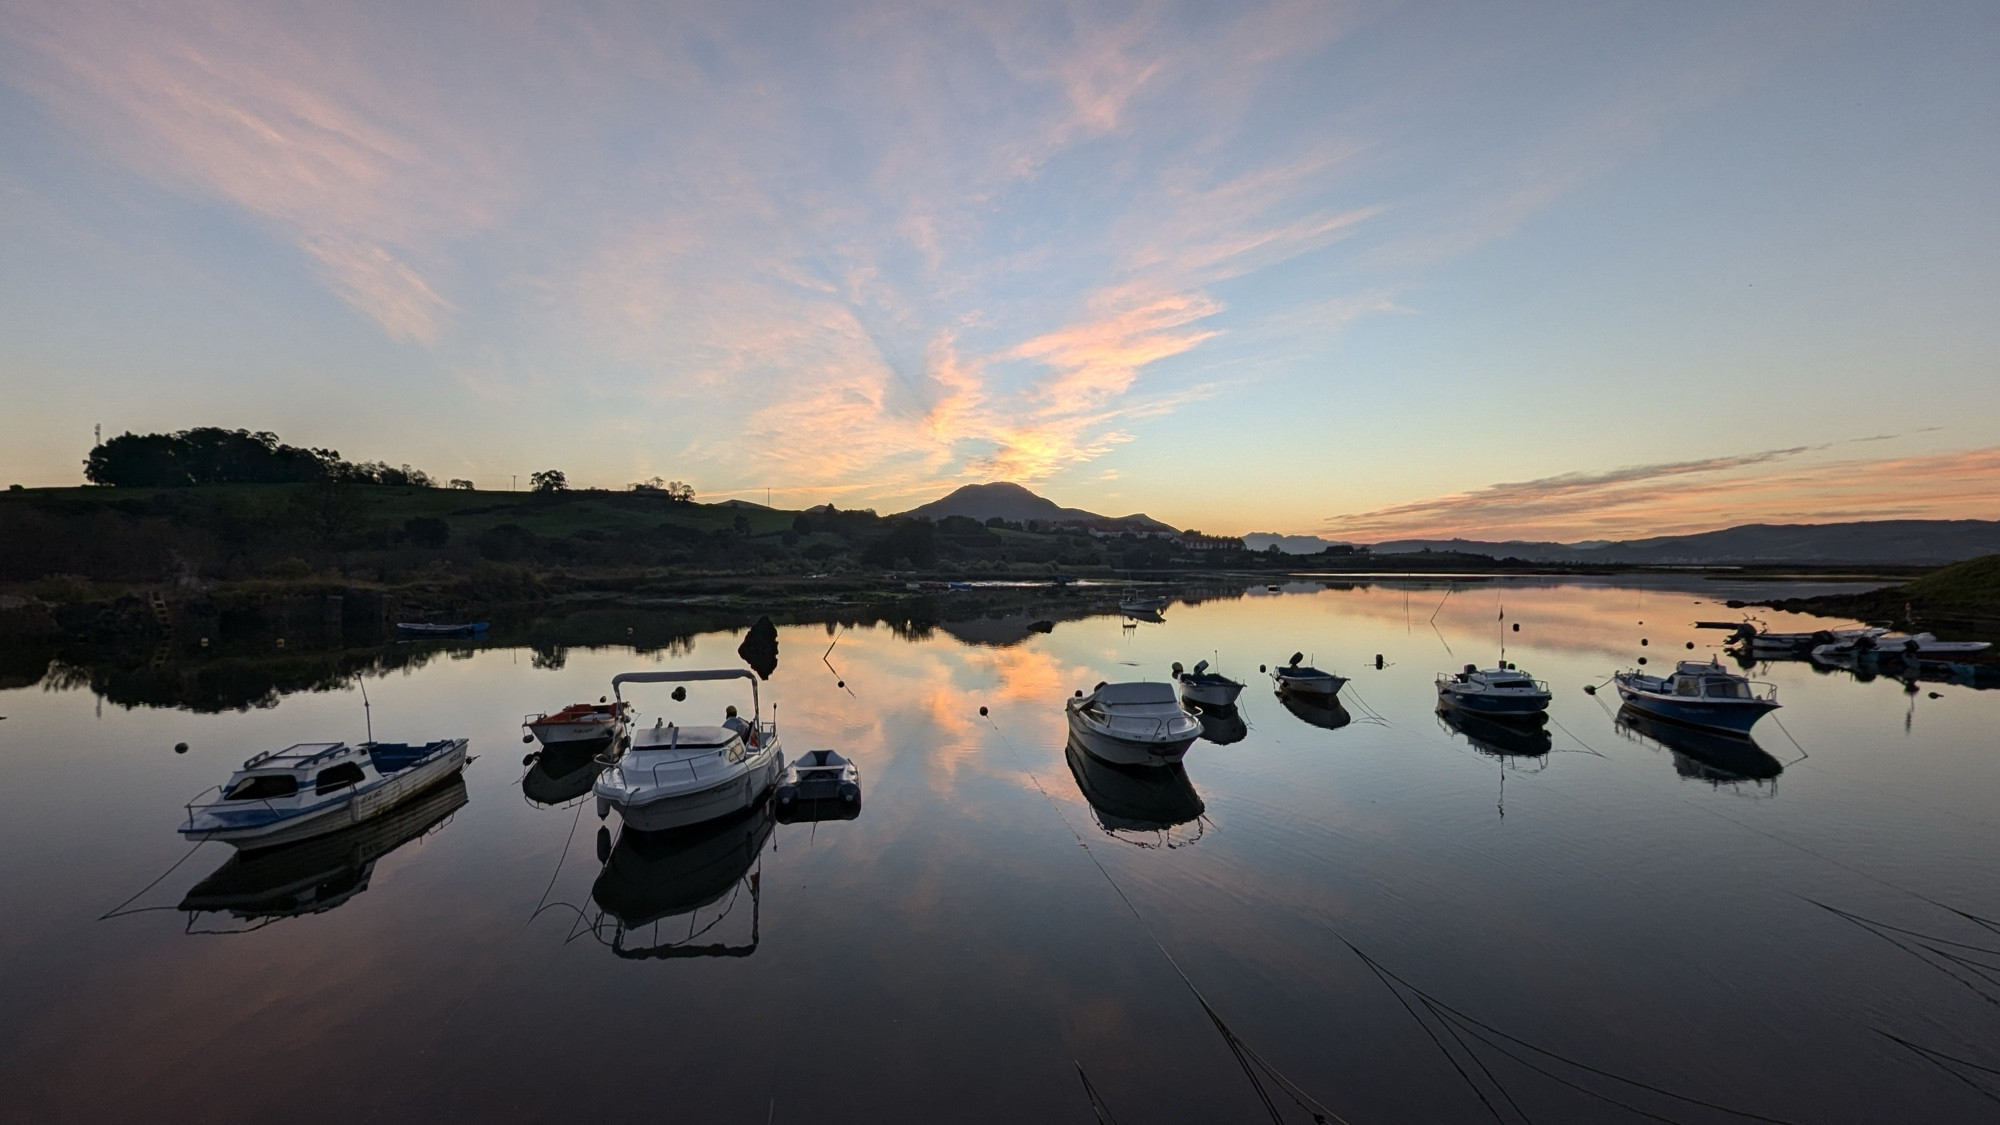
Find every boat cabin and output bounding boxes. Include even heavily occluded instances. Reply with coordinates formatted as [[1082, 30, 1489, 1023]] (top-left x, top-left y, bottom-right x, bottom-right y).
[[221, 743, 370, 801], [1664, 661, 1757, 699]]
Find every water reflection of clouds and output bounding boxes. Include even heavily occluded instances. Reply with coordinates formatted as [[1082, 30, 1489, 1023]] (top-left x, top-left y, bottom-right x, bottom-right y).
[[1262, 581, 1873, 662], [17, 586, 2000, 1120]]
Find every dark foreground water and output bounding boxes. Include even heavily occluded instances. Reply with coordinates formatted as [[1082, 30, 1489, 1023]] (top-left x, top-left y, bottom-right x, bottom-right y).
[[3, 577, 1998, 1124]]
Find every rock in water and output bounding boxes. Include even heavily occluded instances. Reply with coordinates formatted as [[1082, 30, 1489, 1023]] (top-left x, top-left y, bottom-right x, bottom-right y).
[[738, 615, 779, 680]]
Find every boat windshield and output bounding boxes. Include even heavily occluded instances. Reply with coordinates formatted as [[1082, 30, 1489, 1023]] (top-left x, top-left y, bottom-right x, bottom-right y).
[[1703, 678, 1751, 699], [223, 774, 299, 801]]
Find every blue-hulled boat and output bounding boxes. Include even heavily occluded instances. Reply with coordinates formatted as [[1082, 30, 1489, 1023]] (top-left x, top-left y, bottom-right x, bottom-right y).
[[182, 738, 469, 848], [1612, 659, 1779, 736]]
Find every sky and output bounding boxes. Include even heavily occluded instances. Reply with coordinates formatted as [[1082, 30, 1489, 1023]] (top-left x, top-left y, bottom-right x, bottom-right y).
[[1, 0, 1996, 542]]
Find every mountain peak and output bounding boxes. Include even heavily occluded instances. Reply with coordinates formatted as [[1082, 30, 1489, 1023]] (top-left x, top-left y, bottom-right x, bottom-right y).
[[897, 482, 1175, 533]]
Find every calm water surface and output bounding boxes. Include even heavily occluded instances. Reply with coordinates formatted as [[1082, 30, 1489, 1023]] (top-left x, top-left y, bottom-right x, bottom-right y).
[[3, 578, 1998, 1123]]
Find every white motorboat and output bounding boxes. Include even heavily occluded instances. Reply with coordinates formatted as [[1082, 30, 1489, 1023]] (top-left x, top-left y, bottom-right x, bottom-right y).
[[1172, 660, 1244, 707], [1435, 663, 1551, 717], [523, 698, 629, 748], [1118, 588, 1170, 614], [1612, 659, 1779, 736], [181, 738, 469, 848], [594, 669, 784, 832], [1729, 624, 1885, 656], [180, 774, 468, 926], [1271, 652, 1346, 700], [1811, 632, 1992, 661], [1065, 681, 1200, 767]]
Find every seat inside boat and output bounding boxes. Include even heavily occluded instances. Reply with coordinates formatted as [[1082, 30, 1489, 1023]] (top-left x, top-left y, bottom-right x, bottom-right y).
[[367, 742, 441, 772], [633, 723, 737, 749]]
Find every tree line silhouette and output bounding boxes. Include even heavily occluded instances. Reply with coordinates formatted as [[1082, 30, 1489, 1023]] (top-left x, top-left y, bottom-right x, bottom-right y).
[[84, 427, 435, 488]]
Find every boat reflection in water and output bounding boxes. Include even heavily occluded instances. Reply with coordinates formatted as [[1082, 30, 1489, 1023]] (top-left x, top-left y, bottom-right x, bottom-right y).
[[179, 775, 468, 933], [1188, 702, 1248, 745], [1436, 707, 1552, 760], [1812, 648, 2000, 691], [1063, 738, 1205, 848], [1275, 690, 1352, 731], [588, 796, 774, 959], [1615, 705, 1784, 788], [521, 741, 608, 807]]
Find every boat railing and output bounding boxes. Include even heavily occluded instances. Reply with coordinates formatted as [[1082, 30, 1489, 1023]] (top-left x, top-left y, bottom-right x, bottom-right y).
[[182, 784, 287, 830], [650, 757, 706, 787]]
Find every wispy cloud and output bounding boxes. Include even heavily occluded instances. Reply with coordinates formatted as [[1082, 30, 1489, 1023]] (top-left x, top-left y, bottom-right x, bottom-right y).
[[1327, 443, 2000, 542], [2, 0, 502, 342]]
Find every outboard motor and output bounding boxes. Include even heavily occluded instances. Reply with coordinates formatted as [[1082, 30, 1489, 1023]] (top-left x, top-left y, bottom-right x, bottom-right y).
[[1172, 661, 1185, 677], [1289, 652, 1304, 668], [1193, 660, 1209, 676]]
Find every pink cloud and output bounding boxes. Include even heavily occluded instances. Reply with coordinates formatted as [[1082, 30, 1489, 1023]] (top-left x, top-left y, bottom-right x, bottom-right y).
[[5, 0, 500, 342], [1325, 444, 2000, 542]]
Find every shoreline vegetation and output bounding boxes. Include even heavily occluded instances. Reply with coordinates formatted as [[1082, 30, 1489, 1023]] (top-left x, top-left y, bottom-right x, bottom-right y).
[[4, 428, 1995, 670], [1, 478, 1942, 641], [1745, 553, 2000, 634]]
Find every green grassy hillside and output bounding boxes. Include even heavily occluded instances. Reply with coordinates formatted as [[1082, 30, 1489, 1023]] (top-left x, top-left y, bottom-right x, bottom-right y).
[[1898, 553, 2000, 610]]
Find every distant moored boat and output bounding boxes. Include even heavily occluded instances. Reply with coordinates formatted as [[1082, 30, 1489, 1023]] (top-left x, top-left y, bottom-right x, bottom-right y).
[[396, 621, 489, 637]]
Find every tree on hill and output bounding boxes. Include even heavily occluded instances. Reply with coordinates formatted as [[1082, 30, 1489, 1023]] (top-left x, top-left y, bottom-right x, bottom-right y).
[[86, 428, 333, 487], [530, 469, 568, 492], [83, 427, 437, 489]]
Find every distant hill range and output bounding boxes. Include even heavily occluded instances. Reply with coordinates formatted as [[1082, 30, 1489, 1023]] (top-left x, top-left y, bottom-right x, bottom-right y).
[[1370, 520, 2000, 566], [899, 482, 1177, 534]]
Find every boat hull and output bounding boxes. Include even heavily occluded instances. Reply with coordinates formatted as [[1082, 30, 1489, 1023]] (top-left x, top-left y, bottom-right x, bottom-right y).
[[1274, 676, 1344, 699], [183, 743, 469, 849], [1436, 685, 1550, 716], [600, 751, 784, 832], [1178, 680, 1243, 708], [1613, 685, 1776, 736], [527, 720, 620, 747], [1065, 718, 1194, 767]]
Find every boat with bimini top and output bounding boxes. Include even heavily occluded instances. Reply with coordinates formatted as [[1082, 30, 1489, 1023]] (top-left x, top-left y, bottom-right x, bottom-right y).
[[593, 669, 784, 832]]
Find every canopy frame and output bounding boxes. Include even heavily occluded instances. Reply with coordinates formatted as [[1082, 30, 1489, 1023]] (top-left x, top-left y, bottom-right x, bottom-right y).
[[611, 668, 760, 718]]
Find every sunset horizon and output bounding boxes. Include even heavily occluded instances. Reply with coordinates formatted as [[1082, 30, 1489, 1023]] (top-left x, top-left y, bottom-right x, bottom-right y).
[[5, 0, 1995, 541]]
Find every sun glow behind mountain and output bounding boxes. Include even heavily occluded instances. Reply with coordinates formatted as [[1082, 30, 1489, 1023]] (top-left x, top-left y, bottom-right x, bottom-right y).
[[1, 1, 1996, 539]]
